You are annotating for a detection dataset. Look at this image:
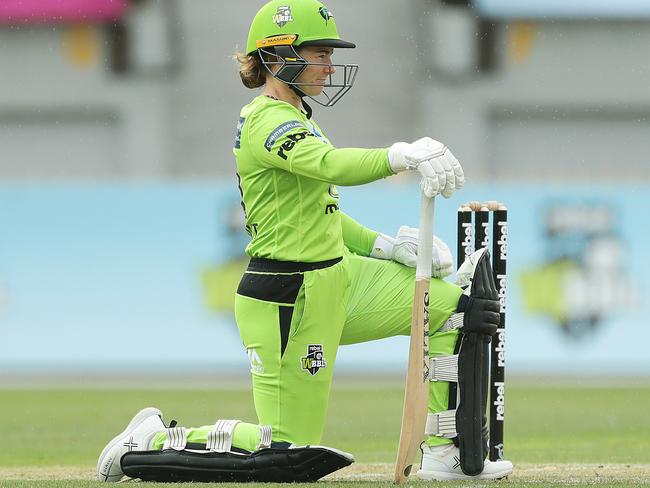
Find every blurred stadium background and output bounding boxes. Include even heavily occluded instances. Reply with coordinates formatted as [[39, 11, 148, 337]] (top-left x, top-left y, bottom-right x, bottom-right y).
[[1, 0, 649, 382]]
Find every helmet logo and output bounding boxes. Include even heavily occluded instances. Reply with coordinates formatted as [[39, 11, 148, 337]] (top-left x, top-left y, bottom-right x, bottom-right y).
[[318, 6, 333, 23], [273, 6, 293, 27]]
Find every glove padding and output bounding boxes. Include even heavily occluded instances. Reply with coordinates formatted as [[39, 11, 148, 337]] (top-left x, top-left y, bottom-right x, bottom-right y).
[[388, 137, 464, 198], [371, 226, 453, 279]]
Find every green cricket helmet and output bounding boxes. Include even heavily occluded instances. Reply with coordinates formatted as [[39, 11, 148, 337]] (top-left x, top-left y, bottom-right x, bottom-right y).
[[246, 0, 359, 108]]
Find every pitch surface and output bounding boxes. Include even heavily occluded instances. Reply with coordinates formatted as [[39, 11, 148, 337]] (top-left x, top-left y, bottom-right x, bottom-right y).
[[1, 376, 649, 486]]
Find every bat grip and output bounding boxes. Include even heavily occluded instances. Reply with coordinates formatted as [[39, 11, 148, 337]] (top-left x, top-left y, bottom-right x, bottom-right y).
[[416, 193, 435, 279]]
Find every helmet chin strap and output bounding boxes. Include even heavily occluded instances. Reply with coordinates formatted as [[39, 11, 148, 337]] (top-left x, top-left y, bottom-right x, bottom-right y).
[[301, 98, 313, 119]]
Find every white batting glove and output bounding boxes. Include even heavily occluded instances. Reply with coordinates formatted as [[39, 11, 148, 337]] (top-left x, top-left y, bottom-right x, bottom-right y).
[[370, 226, 454, 279], [388, 137, 464, 198]]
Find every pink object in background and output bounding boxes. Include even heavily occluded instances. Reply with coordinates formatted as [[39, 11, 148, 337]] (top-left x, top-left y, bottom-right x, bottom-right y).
[[0, 0, 128, 24]]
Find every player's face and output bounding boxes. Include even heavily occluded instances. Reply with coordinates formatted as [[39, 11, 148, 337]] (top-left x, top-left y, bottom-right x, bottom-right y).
[[296, 47, 336, 96]]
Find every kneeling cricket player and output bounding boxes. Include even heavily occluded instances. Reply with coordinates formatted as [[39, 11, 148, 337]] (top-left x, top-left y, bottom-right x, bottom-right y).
[[97, 0, 513, 482]]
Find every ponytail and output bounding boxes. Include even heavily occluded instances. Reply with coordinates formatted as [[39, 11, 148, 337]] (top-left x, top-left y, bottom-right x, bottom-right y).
[[234, 52, 267, 89]]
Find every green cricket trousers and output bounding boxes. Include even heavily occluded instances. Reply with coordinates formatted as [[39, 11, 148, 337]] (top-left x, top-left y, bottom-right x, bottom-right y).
[[152, 251, 462, 452]]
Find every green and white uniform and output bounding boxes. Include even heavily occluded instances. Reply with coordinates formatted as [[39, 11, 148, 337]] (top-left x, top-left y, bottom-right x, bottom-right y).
[[151, 95, 461, 452]]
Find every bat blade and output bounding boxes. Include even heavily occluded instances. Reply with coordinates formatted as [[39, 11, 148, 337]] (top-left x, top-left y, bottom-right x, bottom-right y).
[[394, 194, 434, 484], [393, 277, 430, 483]]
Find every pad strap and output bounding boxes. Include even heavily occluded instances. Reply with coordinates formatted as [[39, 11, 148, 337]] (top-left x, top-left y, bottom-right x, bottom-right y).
[[429, 354, 459, 382], [163, 427, 187, 451], [439, 312, 464, 332], [425, 410, 457, 438], [206, 420, 240, 453], [258, 425, 273, 450]]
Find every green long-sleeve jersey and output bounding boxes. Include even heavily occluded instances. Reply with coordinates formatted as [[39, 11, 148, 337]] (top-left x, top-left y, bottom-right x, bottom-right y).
[[234, 95, 393, 262]]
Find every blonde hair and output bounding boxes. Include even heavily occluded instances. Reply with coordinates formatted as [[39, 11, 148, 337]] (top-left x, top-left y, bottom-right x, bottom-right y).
[[234, 51, 267, 89]]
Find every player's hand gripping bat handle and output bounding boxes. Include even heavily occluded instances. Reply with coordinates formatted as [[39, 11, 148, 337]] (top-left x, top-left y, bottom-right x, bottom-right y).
[[393, 193, 435, 484]]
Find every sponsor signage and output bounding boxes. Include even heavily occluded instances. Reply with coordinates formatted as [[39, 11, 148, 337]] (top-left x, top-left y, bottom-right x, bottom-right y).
[[0, 0, 127, 24]]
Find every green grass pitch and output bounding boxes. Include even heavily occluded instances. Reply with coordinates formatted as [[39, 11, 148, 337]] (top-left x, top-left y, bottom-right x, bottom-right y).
[[1, 376, 649, 487]]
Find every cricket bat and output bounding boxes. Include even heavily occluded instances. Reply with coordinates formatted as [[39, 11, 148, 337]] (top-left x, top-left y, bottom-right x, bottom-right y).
[[393, 194, 435, 483]]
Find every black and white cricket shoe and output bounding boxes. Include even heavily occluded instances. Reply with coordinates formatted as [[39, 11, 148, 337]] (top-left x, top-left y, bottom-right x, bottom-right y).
[[96, 407, 165, 482], [417, 443, 513, 481]]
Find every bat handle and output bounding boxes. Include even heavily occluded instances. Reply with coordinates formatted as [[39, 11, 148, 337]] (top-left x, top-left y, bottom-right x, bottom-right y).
[[416, 194, 435, 279]]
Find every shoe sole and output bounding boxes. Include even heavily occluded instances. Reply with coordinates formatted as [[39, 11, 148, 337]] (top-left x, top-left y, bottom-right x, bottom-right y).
[[416, 468, 512, 481], [96, 407, 162, 480]]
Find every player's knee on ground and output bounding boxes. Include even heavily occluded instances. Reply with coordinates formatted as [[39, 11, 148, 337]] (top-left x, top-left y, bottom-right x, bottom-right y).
[[101, 414, 354, 483], [122, 419, 353, 483]]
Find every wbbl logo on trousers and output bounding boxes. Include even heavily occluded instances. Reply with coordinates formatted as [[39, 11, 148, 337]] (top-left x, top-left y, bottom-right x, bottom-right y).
[[301, 344, 326, 375]]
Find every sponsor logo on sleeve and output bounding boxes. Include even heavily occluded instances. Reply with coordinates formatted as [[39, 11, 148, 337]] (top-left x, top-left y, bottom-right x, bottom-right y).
[[276, 130, 315, 160], [264, 120, 304, 151], [305, 120, 328, 144]]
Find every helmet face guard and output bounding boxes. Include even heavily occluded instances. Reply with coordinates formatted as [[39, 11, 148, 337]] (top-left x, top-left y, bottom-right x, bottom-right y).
[[259, 44, 358, 107]]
